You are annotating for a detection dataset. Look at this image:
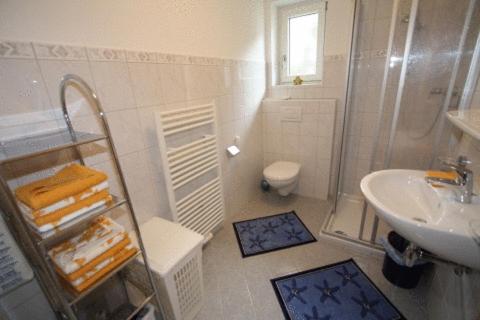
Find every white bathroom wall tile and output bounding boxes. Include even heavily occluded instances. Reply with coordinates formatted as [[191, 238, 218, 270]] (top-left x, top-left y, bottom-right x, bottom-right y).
[[282, 134, 300, 155], [300, 119, 319, 137], [314, 160, 331, 200], [303, 85, 323, 99], [37, 59, 95, 115], [360, 112, 379, 137], [316, 136, 333, 160], [105, 109, 144, 155], [128, 62, 163, 107], [0, 40, 35, 59], [215, 94, 234, 124], [318, 99, 336, 114], [86, 47, 126, 62], [323, 60, 347, 88], [317, 114, 335, 137], [357, 19, 374, 53], [359, 0, 376, 21], [299, 136, 316, 156], [325, 85, 345, 99], [367, 57, 386, 88], [184, 64, 209, 100], [33, 43, 87, 61], [89, 61, 135, 111], [358, 136, 374, 160], [282, 121, 300, 136], [371, 18, 391, 50], [375, 0, 394, 19], [289, 86, 305, 99], [265, 113, 281, 134], [158, 63, 187, 104], [90, 158, 123, 198], [298, 172, 316, 198], [118, 150, 152, 195], [137, 105, 161, 148], [300, 100, 319, 114], [0, 58, 53, 117], [263, 133, 281, 154], [355, 159, 370, 182]]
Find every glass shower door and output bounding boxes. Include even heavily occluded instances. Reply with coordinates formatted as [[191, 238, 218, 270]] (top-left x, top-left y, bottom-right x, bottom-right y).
[[326, 0, 480, 246]]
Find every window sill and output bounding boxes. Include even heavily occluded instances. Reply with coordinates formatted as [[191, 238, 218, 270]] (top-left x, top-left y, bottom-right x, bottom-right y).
[[273, 81, 322, 88]]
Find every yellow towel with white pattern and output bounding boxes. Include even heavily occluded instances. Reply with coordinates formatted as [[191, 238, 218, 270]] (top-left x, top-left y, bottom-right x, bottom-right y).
[[48, 216, 128, 276], [15, 163, 107, 210]]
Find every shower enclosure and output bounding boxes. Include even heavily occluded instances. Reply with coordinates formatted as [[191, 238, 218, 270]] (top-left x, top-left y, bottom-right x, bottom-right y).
[[324, 0, 480, 246]]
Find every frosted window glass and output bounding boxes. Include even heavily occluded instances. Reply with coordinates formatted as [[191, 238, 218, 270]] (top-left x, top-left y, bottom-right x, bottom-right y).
[[288, 13, 319, 76]]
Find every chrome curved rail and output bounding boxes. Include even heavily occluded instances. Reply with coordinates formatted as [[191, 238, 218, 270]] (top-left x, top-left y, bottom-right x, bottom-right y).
[[58, 74, 166, 319]]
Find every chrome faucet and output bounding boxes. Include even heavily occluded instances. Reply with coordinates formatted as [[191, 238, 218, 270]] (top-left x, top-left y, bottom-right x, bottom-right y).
[[425, 156, 474, 204]]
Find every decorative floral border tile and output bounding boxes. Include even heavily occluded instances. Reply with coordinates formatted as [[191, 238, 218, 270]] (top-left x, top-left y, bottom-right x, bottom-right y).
[[0, 40, 35, 59], [353, 51, 370, 60], [33, 42, 87, 60], [371, 49, 387, 58], [125, 50, 157, 63], [1, 39, 261, 67], [157, 53, 189, 64], [86, 47, 126, 62]]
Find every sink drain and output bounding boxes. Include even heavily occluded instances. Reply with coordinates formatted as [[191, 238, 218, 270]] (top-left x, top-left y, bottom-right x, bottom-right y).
[[412, 217, 427, 224]]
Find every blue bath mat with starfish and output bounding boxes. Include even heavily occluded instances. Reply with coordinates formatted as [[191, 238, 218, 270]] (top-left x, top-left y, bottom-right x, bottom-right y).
[[271, 259, 405, 320], [232, 211, 316, 257]]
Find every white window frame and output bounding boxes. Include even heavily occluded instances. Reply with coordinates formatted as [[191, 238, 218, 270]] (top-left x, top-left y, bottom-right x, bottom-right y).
[[279, 0, 326, 83]]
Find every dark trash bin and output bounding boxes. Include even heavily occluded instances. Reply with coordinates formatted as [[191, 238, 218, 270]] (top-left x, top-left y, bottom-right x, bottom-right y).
[[382, 231, 428, 289]]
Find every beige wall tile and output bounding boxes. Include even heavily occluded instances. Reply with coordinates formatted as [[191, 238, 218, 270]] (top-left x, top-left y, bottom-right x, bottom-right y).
[[89, 60, 135, 111]]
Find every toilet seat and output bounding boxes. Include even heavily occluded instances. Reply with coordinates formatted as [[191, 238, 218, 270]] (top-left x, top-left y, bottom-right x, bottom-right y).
[[263, 161, 300, 182]]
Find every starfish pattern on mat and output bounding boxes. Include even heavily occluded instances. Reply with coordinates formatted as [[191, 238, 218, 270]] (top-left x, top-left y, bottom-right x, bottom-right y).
[[335, 265, 361, 288], [262, 221, 280, 234], [279, 214, 296, 226], [303, 306, 331, 320], [284, 227, 304, 241], [351, 290, 384, 320], [282, 278, 308, 304], [248, 235, 267, 250], [314, 279, 341, 305], [238, 222, 256, 235]]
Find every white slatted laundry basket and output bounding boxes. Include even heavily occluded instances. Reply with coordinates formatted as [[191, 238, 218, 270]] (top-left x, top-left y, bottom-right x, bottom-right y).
[[130, 217, 204, 320]]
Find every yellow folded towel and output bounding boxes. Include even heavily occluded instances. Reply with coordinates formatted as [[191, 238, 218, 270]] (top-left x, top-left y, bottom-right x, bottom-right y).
[[49, 216, 127, 276], [55, 236, 131, 282], [30, 190, 112, 227], [69, 246, 137, 293], [425, 170, 459, 182], [15, 164, 107, 210]]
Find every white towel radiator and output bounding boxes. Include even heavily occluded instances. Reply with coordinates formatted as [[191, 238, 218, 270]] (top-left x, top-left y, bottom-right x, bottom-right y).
[[155, 103, 225, 239]]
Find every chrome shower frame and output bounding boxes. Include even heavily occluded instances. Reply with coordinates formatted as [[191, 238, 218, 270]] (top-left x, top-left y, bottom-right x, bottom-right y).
[[323, 0, 480, 249]]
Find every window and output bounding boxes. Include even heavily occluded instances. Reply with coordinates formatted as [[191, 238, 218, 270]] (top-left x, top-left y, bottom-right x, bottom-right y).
[[279, 1, 326, 83]]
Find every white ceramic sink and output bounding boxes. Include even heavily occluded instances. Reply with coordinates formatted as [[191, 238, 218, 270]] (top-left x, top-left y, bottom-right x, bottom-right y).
[[361, 169, 480, 270]]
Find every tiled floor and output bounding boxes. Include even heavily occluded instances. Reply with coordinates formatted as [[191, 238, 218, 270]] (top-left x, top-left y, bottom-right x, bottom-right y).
[[195, 194, 428, 320]]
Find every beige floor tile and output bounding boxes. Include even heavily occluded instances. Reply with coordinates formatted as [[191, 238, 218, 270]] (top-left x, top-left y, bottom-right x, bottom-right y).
[[196, 194, 427, 320]]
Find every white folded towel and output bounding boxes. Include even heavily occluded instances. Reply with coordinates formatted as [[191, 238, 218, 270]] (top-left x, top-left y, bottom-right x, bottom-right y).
[[24, 196, 112, 234]]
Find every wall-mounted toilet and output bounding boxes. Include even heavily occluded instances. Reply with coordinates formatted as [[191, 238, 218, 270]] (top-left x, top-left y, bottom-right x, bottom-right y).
[[263, 161, 301, 196]]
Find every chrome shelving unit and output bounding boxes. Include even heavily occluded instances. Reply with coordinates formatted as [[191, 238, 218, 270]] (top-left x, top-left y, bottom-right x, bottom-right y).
[[0, 74, 164, 320]]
